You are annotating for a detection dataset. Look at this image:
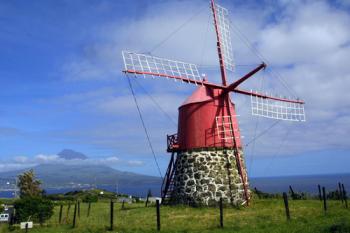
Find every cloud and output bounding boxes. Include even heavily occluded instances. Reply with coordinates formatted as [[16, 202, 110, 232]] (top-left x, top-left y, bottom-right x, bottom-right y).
[[21, 0, 349, 169], [127, 160, 145, 166]]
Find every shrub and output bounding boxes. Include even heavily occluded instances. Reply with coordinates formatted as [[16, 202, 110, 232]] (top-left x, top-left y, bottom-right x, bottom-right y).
[[82, 194, 98, 203], [14, 197, 54, 224], [0, 201, 3, 213]]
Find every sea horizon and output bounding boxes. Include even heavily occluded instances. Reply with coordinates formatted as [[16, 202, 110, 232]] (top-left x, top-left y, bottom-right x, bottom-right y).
[[1, 172, 349, 199]]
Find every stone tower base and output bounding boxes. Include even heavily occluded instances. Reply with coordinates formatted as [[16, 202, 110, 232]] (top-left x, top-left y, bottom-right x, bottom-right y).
[[170, 148, 249, 206]]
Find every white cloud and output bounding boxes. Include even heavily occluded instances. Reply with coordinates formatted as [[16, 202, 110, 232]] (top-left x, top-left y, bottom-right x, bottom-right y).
[[35, 154, 60, 163], [127, 160, 145, 166], [54, 0, 350, 161]]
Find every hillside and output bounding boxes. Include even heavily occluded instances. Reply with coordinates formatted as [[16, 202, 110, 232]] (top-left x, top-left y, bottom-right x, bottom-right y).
[[0, 164, 161, 188], [1, 198, 349, 233]]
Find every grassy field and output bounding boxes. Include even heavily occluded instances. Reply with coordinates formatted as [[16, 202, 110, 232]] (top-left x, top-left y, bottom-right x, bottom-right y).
[[1, 198, 349, 233]]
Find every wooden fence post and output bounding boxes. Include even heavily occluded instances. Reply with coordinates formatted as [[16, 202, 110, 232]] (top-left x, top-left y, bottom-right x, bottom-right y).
[[156, 200, 160, 231], [342, 184, 348, 209], [78, 201, 80, 218], [87, 202, 91, 217], [146, 193, 150, 207], [322, 187, 327, 212], [318, 184, 322, 201], [338, 182, 344, 203], [58, 204, 63, 224], [283, 192, 290, 220], [122, 200, 125, 210], [254, 187, 260, 199], [219, 198, 224, 228], [289, 186, 296, 200], [72, 203, 77, 228], [110, 200, 114, 231]]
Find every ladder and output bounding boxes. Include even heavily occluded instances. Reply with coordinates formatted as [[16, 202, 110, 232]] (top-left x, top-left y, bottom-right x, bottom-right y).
[[161, 152, 177, 205]]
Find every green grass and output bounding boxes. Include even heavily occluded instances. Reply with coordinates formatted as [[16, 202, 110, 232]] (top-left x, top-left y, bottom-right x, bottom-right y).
[[1, 198, 350, 233]]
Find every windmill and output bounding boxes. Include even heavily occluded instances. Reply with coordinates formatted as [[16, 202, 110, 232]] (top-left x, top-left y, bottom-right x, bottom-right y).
[[121, 0, 305, 206]]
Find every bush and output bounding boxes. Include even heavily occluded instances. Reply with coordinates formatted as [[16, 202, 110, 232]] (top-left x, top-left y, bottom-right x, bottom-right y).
[[82, 194, 98, 203], [14, 197, 54, 224]]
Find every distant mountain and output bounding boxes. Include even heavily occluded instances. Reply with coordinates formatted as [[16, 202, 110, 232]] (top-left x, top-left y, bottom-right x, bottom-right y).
[[0, 164, 161, 189], [58, 149, 87, 160]]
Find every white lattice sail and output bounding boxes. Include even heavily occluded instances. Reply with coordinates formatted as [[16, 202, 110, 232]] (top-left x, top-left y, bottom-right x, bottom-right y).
[[213, 3, 234, 71], [250, 93, 306, 122], [122, 51, 201, 83]]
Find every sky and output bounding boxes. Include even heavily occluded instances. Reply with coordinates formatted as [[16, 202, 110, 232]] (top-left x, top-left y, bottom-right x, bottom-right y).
[[0, 0, 350, 177]]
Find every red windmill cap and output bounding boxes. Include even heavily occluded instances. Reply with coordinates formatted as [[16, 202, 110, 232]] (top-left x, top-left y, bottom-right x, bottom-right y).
[[180, 86, 213, 107]]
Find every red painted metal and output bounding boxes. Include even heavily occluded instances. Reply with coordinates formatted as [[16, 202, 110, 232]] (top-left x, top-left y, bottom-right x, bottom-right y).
[[124, 70, 224, 89], [233, 88, 305, 104], [124, 70, 304, 104], [177, 86, 242, 150], [211, 0, 250, 205], [226, 63, 266, 91]]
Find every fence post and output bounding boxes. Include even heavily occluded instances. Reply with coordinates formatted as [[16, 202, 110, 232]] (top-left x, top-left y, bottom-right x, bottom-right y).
[[219, 198, 224, 228], [338, 182, 344, 203], [318, 184, 322, 201], [110, 200, 114, 231], [289, 186, 296, 200], [342, 184, 348, 209], [322, 187, 327, 212], [87, 202, 91, 217], [254, 187, 260, 199], [58, 204, 63, 224], [72, 203, 77, 228], [146, 193, 150, 207], [78, 201, 80, 218], [156, 199, 160, 231], [122, 200, 125, 210], [25, 223, 28, 233], [283, 192, 290, 220]]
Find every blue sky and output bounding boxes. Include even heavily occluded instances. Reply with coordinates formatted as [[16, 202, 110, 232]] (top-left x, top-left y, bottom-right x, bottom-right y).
[[1, 0, 350, 177]]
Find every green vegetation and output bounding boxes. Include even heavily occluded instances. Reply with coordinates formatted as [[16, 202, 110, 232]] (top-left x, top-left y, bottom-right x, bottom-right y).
[[11, 170, 54, 225], [17, 169, 42, 198], [1, 196, 349, 233], [14, 197, 54, 223], [45, 189, 129, 203], [0, 200, 3, 213]]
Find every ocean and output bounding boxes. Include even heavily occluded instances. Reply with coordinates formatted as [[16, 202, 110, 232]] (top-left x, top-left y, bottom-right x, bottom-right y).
[[1, 173, 349, 198]]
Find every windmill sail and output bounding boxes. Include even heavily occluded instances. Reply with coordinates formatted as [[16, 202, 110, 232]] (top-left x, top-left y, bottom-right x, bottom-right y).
[[122, 51, 202, 84], [250, 92, 306, 122], [212, 3, 234, 72]]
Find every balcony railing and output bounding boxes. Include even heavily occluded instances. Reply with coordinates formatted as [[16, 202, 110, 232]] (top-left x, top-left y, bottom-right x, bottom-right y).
[[167, 134, 179, 152]]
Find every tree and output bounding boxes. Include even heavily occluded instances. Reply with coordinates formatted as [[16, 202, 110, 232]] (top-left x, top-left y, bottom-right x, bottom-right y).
[[14, 197, 54, 224], [17, 169, 42, 198], [0, 200, 3, 213]]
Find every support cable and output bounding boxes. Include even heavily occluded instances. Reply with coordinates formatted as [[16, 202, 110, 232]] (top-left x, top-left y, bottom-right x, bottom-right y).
[[248, 69, 265, 173], [231, 23, 298, 98], [133, 78, 177, 127], [244, 120, 281, 147], [126, 75, 163, 178], [144, 3, 207, 55], [263, 127, 291, 175]]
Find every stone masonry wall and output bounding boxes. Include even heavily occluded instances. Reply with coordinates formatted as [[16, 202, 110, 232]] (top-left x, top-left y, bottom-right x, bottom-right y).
[[170, 148, 249, 206]]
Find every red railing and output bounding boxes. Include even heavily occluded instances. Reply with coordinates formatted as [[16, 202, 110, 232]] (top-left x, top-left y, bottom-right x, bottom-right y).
[[167, 134, 179, 152]]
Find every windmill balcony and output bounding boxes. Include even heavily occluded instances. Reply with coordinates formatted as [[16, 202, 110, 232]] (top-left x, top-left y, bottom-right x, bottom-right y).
[[167, 134, 179, 152]]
